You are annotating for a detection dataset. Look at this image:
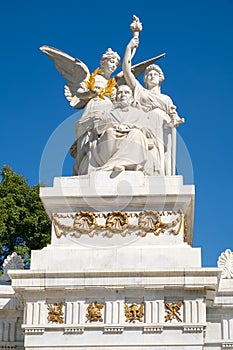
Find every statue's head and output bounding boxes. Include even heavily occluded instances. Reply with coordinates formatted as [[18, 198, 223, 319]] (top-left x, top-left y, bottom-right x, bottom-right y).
[[100, 48, 120, 76], [143, 64, 164, 89], [116, 85, 133, 108]]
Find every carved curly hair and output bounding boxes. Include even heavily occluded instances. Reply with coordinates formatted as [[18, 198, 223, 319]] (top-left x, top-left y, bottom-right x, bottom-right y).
[[100, 48, 120, 68], [143, 64, 165, 88]]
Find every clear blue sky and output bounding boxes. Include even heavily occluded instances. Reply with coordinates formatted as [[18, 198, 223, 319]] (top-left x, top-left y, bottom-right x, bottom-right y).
[[0, 0, 232, 267]]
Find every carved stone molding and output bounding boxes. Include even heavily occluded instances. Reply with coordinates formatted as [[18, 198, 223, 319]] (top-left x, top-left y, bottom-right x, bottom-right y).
[[218, 249, 233, 279], [1, 252, 24, 281], [64, 327, 84, 334], [24, 327, 45, 334], [143, 326, 163, 333], [104, 326, 124, 333], [222, 344, 233, 349], [183, 326, 204, 333], [53, 210, 184, 239]]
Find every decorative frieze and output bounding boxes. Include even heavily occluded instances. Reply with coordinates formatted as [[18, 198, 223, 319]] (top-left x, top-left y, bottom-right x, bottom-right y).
[[22, 298, 209, 328], [53, 210, 184, 239]]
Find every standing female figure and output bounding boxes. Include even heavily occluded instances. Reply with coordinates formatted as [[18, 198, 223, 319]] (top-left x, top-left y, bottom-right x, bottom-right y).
[[122, 37, 183, 175]]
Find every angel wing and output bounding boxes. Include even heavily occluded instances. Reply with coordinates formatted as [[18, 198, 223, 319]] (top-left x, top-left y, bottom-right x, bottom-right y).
[[115, 53, 165, 85], [40, 45, 90, 109]]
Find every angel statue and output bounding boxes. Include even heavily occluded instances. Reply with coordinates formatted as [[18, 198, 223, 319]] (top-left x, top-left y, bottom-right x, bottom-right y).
[[40, 45, 120, 110], [40, 15, 170, 176]]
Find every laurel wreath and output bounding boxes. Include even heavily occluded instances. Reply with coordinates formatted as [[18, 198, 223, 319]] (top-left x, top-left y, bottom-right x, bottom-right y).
[[85, 68, 117, 99]]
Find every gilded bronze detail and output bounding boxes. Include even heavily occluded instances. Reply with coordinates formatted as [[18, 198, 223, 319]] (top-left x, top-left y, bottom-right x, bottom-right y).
[[86, 301, 104, 322], [53, 210, 184, 239], [125, 302, 144, 323], [164, 301, 183, 322], [183, 217, 188, 242], [47, 303, 64, 324], [138, 210, 183, 237], [85, 68, 117, 99], [74, 211, 98, 232], [106, 211, 129, 230], [85, 68, 103, 92]]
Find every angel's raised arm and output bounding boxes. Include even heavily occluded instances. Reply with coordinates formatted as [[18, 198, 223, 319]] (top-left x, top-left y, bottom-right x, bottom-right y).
[[122, 37, 139, 90]]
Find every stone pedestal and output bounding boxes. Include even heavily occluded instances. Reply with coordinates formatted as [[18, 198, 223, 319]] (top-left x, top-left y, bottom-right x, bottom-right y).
[[9, 172, 231, 350]]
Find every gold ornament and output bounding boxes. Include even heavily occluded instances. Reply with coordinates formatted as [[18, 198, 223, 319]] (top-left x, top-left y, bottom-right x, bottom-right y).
[[86, 302, 104, 322], [138, 210, 183, 237], [73, 211, 98, 232], [85, 68, 117, 99], [47, 303, 64, 324], [85, 68, 103, 92], [164, 301, 183, 322], [106, 211, 129, 230], [125, 302, 144, 323], [53, 210, 184, 239]]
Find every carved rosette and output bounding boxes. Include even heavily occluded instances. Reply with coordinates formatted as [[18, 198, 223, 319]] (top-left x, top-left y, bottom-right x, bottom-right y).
[[52, 210, 184, 239], [218, 249, 233, 279]]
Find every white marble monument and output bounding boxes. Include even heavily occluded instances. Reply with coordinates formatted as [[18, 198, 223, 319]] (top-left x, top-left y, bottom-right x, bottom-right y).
[[1, 15, 232, 350]]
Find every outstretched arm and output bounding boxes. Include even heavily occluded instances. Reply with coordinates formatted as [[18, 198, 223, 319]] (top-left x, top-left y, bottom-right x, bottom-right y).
[[122, 38, 139, 90]]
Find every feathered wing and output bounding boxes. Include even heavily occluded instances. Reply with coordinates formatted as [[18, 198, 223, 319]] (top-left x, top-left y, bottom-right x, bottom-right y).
[[115, 53, 166, 85], [40, 45, 90, 109]]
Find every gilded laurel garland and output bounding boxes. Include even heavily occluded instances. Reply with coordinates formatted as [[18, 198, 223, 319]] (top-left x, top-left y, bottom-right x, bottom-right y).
[[183, 217, 188, 242], [74, 212, 98, 232], [53, 210, 184, 239], [137, 210, 183, 237], [106, 211, 129, 230], [85, 68, 117, 100]]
